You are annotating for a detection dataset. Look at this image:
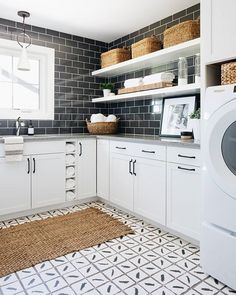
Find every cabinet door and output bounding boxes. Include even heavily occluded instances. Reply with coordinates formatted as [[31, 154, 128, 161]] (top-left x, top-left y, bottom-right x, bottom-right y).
[[134, 158, 166, 224], [32, 153, 65, 208], [77, 139, 96, 199], [167, 163, 201, 240], [97, 139, 110, 200], [110, 153, 134, 211], [0, 157, 31, 215], [203, 0, 236, 63]]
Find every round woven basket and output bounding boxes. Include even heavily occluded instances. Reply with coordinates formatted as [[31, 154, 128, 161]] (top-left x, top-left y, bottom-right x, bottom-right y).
[[86, 119, 119, 135]]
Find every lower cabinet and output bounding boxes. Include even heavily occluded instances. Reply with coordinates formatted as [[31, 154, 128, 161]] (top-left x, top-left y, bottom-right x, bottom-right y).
[[0, 152, 66, 215], [109, 142, 201, 241], [32, 153, 65, 208], [77, 139, 96, 199], [167, 163, 201, 240], [0, 157, 31, 215], [110, 153, 134, 210], [0, 137, 201, 242], [134, 158, 166, 224], [110, 151, 166, 221]]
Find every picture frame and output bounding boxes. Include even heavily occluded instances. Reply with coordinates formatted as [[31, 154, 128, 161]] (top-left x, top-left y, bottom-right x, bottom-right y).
[[160, 95, 196, 137]]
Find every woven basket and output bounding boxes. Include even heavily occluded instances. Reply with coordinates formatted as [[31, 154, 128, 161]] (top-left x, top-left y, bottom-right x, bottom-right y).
[[101, 48, 131, 68], [118, 81, 173, 94], [131, 36, 161, 58], [163, 18, 200, 48], [86, 119, 119, 135], [221, 62, 236, 85]]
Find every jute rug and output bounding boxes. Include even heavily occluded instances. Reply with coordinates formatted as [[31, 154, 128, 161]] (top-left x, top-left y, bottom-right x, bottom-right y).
[[0, 207, 133, 277]]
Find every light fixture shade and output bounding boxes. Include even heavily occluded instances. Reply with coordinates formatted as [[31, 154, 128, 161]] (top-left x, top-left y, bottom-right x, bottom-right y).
[[18, 47, 30, 71]]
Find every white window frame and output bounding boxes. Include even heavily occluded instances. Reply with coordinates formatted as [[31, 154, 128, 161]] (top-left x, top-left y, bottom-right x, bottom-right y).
[[0, 38, 54, 120]]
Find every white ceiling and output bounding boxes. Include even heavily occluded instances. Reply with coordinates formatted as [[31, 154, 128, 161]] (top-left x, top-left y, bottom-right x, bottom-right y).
[[0, 0, 200, 43]]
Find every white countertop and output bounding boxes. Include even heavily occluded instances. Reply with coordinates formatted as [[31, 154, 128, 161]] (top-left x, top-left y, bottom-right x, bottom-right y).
[[0, 133, 200, 148]]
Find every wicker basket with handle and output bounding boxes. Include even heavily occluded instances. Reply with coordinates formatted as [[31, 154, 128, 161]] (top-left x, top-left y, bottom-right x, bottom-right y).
[[101, 48, 131, 68], [163, 18, 200, 48], [86, 119, 119, 135], [221, 62, 236, 85], [131, 35, 161, 59]]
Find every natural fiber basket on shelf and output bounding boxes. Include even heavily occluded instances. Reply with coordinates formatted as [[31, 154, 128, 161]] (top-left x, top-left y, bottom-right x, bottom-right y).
[[131, 35, 161, 58], [221, 62, 236, 85], [163, 18, 200, 48], [86, 119, 119, 135], [101, 48, 130, 68]]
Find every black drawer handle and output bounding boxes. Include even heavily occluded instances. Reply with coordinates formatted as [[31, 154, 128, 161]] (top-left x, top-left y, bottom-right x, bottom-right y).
[[129, 159, 133, 175], [27, 158, 30, 174], [142, 150, 155, 154], [133, 160, 137, 176], [178, 154, 196, 159], [116, 146, 126, 150], [178, 166, 195, 172], [79, 142, 82, 156], [33, 158, 36, 174]]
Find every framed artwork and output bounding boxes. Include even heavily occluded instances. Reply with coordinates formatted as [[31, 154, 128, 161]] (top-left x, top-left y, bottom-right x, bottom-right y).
[[160, 96, 196, 137]]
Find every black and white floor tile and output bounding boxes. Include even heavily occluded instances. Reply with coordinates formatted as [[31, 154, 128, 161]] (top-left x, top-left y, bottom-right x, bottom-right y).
[[0, 201, 236, 295]]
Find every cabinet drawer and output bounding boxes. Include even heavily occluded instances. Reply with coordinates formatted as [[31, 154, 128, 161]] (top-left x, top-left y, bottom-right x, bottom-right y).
[[133, 143, 166, 161], [24, 141, 65, 155], [0, 141, 65, 157], [167, 146, 201, 167], [110, 141, 135, 155]]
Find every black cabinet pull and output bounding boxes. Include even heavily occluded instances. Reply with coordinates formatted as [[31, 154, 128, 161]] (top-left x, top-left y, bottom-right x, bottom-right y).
[[178, 154, 196, 159], [178, 166, 195, 172], [27, 158, 30, 174], [133, 160, 137, 176], [79, 142, 82, 156], [116, 146, 126, 150], [33, 158, 36, 174], [129, 159, 133, 175], [142, 150, 155, 154]]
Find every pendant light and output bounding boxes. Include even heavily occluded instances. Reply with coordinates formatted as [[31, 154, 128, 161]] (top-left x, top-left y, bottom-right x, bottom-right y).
[[17, 11, 31, 71]]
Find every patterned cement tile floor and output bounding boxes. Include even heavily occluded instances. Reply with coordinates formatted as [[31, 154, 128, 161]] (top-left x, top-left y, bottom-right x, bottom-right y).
[[0, 201, 235, 295]]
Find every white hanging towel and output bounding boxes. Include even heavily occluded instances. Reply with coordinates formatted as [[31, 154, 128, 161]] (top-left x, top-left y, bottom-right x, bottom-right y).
[[4, 136, 24, 162], [124, 78, 143, 88], [143, 72, 175, 85]]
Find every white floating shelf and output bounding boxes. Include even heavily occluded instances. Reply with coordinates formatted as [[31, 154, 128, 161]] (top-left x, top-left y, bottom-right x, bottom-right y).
[[92, 38, 200, 78], [92, 83, 200, 103]]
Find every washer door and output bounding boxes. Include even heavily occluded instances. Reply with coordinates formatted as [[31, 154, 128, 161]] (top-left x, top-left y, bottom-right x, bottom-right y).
[[206, 99, 236, 199], [222, 121, 236, 176]]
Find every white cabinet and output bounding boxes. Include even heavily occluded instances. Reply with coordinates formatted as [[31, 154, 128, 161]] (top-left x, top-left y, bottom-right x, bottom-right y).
[[0, 157, 31, 215], [97, 139, 110, 200], [77, 139, 96, 199], [110, 141, 166, 222], [110, 153, 134, 210], [202, 0, 236, 63], [166, 145, 201, 240], [0, 140, 66, 216], [134, 158, 166, 224], [32, 154, 65, 208]]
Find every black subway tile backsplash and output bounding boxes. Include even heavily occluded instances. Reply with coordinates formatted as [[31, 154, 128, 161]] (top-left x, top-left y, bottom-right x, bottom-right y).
[[0, 3, 200, 136]]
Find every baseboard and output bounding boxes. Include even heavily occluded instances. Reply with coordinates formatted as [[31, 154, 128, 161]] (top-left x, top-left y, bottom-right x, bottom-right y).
[[0, 196, 99, 221], [97, 197, 199, 246]]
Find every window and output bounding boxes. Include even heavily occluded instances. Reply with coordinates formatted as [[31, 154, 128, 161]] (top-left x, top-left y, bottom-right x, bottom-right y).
[[0, 39, 54, 120]]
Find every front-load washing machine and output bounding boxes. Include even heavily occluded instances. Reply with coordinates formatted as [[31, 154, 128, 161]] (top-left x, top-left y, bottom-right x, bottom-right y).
[[201, 84, 236, 290]]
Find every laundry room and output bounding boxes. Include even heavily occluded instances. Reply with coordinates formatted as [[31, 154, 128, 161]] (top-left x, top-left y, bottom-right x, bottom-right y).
[[0, 0, 236, 294]]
